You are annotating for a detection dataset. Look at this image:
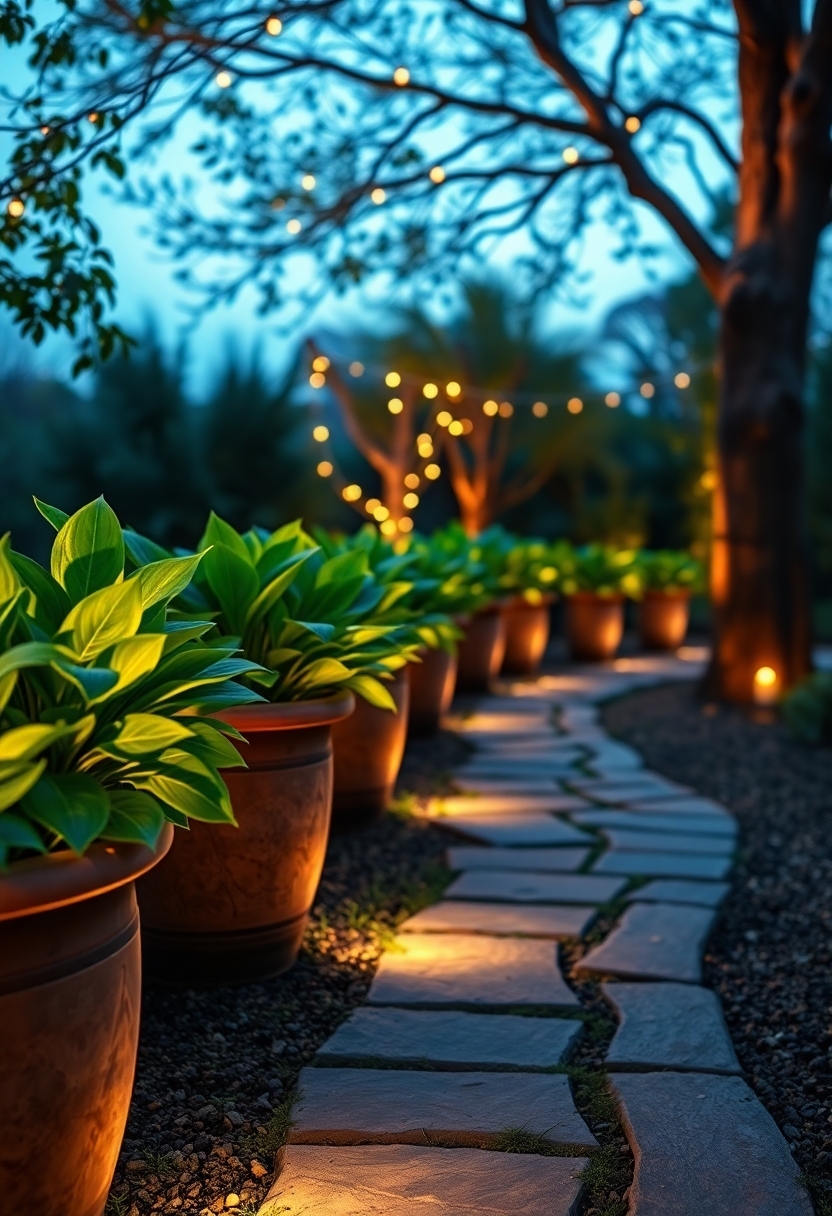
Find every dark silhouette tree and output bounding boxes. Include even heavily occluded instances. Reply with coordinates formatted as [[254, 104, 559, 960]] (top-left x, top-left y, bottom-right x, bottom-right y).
[[4, 0, 832, 697]]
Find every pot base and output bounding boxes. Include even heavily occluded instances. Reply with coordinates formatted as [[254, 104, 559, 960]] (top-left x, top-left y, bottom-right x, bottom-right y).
[[141, 911, 309, 988], [331, 785, 392, 832]]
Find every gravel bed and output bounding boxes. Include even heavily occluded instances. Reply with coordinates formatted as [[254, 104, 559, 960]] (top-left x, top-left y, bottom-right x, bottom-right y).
[[604, 681, 832, 1215], [106, 731, 466, 1216]]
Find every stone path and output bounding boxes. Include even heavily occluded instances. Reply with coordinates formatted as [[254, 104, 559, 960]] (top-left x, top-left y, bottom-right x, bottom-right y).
[[259, 653, 813, 1216]]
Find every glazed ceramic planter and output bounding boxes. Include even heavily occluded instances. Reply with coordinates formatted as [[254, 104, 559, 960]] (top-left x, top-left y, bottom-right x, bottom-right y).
[[455, 605, 507, 692], [138, 692, 354, 987], [501, 596, 553, 675], [0, 828, 173, 1216], [407, 648, 458, 736], [331, 668, 409, 828], [639, 589, 691, 651], [565, 592, 625, 662]]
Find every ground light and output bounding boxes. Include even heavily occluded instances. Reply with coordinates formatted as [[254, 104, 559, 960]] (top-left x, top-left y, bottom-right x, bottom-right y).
[[753, 666, 779, 705]]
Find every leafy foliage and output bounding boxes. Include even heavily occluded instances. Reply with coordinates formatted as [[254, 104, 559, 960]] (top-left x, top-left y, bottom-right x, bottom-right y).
[[782, 674, 832, 746], [633, 550, 704, 595], [0, 496, 262, 864], [557, 543, 640, 597]]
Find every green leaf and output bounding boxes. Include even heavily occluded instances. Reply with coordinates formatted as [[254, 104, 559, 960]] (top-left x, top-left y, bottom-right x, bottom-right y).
[[21, 772, 110, 853], [199, 512, 251, 563], [61, 578, 144, 660], [0, 759, 47, 811], [0, 814, 46, 854], [200, 543, 259, 636], [33, 498, 70, 531], [182, 721, 246, 769], [8, 550, 72, 634], [51, 497, 124, 603], [0, 670, 17, 715], [132, 552, 204, 610], [100, 633, 166, 696], [349, 673, 396, 710], [133, 753, 237, 825], [0, 721, 79, 762], [54, 661, 119, 703], [113, 713, 195, 755], [0, 641, 77, 682], [101, 789, 165, 848], [295, 657, 353, 688], [244, 551, 312, 630], [0, 534, 20, 603]]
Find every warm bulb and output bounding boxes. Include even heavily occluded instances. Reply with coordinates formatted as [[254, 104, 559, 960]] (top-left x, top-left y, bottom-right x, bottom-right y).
[[498, 401, 514, 417], [641, 382, 655, 398], [373, 505, 390, 522], [312, 355, 330, 372], [380, 519, 398, 536], [385, 372, 401, 387], [403, 492, 419, 509], [316, 460, 333, 477], [448, 420, 463, 436], [417, 443, 433, 458], [483, 399, 499, 416], [567, 397, 583, 414], [309, 372, 326, 389], [404, 473, 420, 488], [215, 72, 232, 88], [393, 67, 410, 86], [425, 463, 441, 480], [625, 115, 641, 133], [388, 398, 404, 414], [343, 484, 362, 502], [312, 425, 329, 441], [562, 147, 579, 164], [423, 383, 438, 399], [266, 16, 283, 35], [371, 187, 387, 205], [429, 166, 445, 183], [286, 218, 301, 234], [302, 174, 316, 190], [446, 380, 461, 397], [675, 372, 691, 388], [436, 411, 452, 427], [398, 517, 414, 533], [532, 401, 548, 417], [7, 198, 24, 218], [349, 361, 364, 376], [753, 666, 779, 706], [605, 392, 621, 407]]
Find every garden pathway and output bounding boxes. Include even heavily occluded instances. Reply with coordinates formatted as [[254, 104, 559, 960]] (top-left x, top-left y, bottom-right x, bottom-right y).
[[258, 651, 813, 1216]]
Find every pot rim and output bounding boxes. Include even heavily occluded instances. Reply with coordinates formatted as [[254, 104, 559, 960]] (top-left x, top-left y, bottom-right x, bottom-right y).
[[0, 822, 174, 923], [218, 689, 355, 733], [504, 592, 556, 609], [566, 590, 625, 604]]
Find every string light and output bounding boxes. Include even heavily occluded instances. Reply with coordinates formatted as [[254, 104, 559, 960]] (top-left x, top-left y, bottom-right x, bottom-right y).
[[498, 401, 514, 417], [380, 519, 398, 536], [393, 67, 410, 85], [7, 199, 24, 218], [640, 382, 655, 398], [417, 439, 434, 457], [312, 355, 330, 372], [385, 371, 401, 387], [317, 460, 333, 477], [88, 112, 99, 123], [532, 401, 548, 417], [403, 492, 420, 509], [215, 72, 232, 88], [429, 166, 445, 183], [302, 174, 316, 190], [562, 147, 579, 164], [349, 362, 364, 376], [448, 420, 464, 436], [625, 116, 641, 133], [287, 218, 301, 234], [343, 484, 363, 502], [483, 399, 499, 416], [540, 566, 557, 582], [373, 505, 390, 521], [423, 382, 438, 398], [388, 397, 404, 414], [399, 517, 414, 533], [675, 372, 691, 388], [446, 381, 461, 397], [371, 187, 387, 205], [365, 498, 381, 513], [425, 463, 441, 479], [312, 425, 329, 441], [404, 473, 420, 488], [567, 397, 583, 414], [628, 0, 644, 13], [460, 418, 473, 434], [605, 391, 621, 407], [436, 411, 452, 427], [266, 16, 283, 34], [309, 372, 326, 388], [40, 126, 50, 135]]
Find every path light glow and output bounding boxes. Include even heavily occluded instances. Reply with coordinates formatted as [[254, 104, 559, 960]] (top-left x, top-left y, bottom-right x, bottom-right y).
[[312, 355, 330, 372], [316, 460, 333, 476], [605, 392, 621, 407], [429, 166, 445, 183], [393, 67, 410, 85], [266, 16, 283, 34], [312, 425, 329, 441], [753, 666, 779, 705]]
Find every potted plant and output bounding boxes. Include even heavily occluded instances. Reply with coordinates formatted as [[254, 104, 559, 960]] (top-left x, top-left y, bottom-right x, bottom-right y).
[[492, 531, 559, 675], [559, 543, 640, 661], [634, 550, 704, 651], [430, 522, 505, 691], [124, 514, 417, 979], [0, 497, 254, 1216]]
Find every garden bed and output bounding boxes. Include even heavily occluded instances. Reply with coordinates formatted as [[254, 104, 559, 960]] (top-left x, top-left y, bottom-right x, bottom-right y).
[[106, 732, 466, 1216], [604, 681, 832, 1214]]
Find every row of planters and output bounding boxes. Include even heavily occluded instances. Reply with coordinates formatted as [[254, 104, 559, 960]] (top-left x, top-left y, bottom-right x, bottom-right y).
[[0, 498, 702, 1216]]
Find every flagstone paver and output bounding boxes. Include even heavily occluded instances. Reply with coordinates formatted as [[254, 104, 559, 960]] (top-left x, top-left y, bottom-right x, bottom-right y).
[[260, 1145, 588, 1216], [290, 1067, 599, 1148], [569, 777, 694, 802], [603, 982, 741, 1074], [401, 900, 595, 938], [315, 1007, 582, 1070], [446, 870, 626, 905], [446, 845, 590, 872], [621, 795, 733, 817], [368, 932, 580, 1008], [598, 828, 734, 856], [624, 879, 731, 907], [570, 809, 736, 837], [593, 850, 733, 879], [441, 815, 594, 847], [612, 1072, 813, 1215], [576, 902, 716, 982]]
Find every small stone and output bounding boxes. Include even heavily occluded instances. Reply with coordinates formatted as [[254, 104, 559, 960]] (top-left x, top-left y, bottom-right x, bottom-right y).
[[250, 1161, 268, 1178], [225, 1197, 240, 1210], [225, 1110, 244, 1127], [577, 902, 716, 983], [126, 1159, 147, 1172], [271, 1038, 286, 1055]]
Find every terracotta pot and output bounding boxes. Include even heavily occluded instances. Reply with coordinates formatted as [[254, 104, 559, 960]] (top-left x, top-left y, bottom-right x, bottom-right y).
[[455, 605, 507, 692], [331, 668, 409, 828], [0, 828, 173, 1216], [407, 648, 458, 736], [138, 692, 354, 987], [501, 596, 554, 675], [565, 592, 625, 661], [639, 589, 691, 651]]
